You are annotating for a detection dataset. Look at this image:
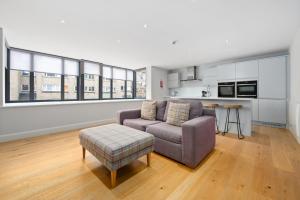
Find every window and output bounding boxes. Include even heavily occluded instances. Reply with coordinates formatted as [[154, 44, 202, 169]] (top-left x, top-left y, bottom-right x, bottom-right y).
[[112, 68, 126, 98], [126, 70, 134, 98], [64, 59, 79, 100], [136, 68, 146, 98], [6, 47, 144, 103], [22, 84, 29, 91], [8, 50, 31, 101], [102, 65, 112, 99], [33, 55, 62, 100], [45, 73, 60, 77], [35, 72, 61, 100], [22, 71, 30, 76], [83, 62, 100, 99]]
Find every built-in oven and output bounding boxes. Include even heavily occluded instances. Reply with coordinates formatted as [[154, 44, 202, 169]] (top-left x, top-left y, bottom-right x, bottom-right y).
[[218, 82, 235, 98], [236, 80, 257, 98]]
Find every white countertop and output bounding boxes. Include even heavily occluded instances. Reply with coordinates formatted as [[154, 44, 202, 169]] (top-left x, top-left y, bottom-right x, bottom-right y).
[[165, 96, 253, 101]]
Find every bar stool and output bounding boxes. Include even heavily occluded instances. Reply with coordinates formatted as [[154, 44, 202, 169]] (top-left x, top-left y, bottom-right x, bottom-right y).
[[222, 104, 245, 139], [204, 103, 219, 134]]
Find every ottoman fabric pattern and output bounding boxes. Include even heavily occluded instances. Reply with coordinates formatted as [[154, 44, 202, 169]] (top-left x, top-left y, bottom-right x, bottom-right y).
[[79, 124, 154, 171]]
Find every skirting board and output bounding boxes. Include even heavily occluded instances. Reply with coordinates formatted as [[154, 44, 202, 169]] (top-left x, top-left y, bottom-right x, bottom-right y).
[[0, 118, 116, 143], [288, 125, 300, 144]]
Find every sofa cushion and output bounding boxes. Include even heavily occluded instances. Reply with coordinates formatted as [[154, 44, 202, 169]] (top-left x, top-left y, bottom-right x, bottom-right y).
[[141, 101, 156, 120], [146, 122, 182, 144], [123, 118, 161, 131], [163, 99, 203, 121], [166, 102, 190, 127], [156, 100, 167, 121]]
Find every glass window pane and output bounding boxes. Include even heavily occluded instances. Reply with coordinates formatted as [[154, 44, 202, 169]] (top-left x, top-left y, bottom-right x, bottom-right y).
[[64, 75, 77, 100], [127, 80, 133, 98], [103, 78, 111, 99], [113, 80, 125, 98], [84, 74, 99, 99], [10, 69, 30, 101], [136, 69, 146, 98], [34, 72, 61, 100]]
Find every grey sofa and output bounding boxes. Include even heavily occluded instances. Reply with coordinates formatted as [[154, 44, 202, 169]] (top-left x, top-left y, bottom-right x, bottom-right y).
[[117, 99, 216, 168]]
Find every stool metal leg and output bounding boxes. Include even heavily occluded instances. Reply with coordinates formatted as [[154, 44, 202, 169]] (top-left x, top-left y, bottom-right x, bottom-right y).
[[222, 108, 230, 135], [214, 108, 219, 134], [236, 108, 245, 139]]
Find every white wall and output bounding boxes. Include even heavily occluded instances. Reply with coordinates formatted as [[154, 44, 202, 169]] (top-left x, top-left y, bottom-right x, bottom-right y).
[[0, 101, 142, 142], [150, 66, 168, 100], [169, 66, 218, 97], [0, 28, 5, 106], [0, 28, 146, 142], [289, 27, 300, 143]]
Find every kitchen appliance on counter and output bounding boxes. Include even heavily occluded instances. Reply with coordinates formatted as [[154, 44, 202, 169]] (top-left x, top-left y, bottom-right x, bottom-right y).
[[236, 80, 257, 98], [218, 82, 235, 98]]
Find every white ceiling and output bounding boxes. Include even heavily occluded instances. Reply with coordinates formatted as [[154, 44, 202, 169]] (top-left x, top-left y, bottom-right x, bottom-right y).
[[0, 0, 300, 69]]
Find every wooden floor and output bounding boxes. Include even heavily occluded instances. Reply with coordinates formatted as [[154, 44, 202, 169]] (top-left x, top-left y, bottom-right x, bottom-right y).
[[0, 125, 300, 200]]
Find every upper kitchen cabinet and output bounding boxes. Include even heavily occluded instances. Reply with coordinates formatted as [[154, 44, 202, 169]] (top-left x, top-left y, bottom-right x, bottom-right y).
[[258, 56, 286, 99], [199, 66, 218, 86], [236, 60, 258, 80], [217, 63, 236, 81], [167, 72, 180, 88]]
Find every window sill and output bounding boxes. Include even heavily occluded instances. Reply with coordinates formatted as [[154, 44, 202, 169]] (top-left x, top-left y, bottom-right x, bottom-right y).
[[1, 99, 145, 108]]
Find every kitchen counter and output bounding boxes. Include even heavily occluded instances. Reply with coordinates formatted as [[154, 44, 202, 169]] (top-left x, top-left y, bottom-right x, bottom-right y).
[[165, 96, 253, 101], [164, 96, 253, 136]]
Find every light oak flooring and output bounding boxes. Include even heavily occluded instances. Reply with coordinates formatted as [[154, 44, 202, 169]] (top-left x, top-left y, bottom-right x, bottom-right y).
[[0, 125, 300, 200]]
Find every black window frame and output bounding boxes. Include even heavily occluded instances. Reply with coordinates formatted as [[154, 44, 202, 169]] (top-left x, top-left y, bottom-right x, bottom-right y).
[[5, 46, 144, 103], [6, 47, 80, 103]]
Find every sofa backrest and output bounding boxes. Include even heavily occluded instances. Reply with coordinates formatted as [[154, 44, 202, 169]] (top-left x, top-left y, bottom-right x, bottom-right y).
[[156, 100, 167, 121], [163, 99, 203, 121]]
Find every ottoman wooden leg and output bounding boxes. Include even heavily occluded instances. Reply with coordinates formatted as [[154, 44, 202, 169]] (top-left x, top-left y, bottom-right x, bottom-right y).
[[82, 147, 86, 159], [147, 153, 151, 167], [111, 170, 117, 188]]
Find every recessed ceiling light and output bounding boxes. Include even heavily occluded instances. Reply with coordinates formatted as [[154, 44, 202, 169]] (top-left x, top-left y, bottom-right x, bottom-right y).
[[60, 20, 65, 24], [143, 24, 148, 29], [172, 40, 178, 45]]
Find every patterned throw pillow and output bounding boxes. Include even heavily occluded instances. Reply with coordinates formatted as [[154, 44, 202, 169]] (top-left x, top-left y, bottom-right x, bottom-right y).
[[166, 102, 190, 127], [141, 101, 157, 120]]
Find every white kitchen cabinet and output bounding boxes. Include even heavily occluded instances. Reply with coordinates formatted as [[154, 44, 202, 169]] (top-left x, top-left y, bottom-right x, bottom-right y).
[[217, 63, 236, 81], [258, 99, 286, 124], [200, 66, 217, 77], [236, 60, 258, 79], [167, 72, 180, 88], [252, 99, 259, 121], [258, 56, 286, 99]]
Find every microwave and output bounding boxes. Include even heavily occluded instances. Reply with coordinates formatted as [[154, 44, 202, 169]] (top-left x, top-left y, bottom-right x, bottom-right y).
[[236, 80, 257, 98], [218, 82, 235, 98]]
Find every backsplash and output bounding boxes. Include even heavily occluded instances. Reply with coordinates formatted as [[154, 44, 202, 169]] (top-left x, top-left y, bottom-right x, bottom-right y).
[[169, 81, 218, 97]]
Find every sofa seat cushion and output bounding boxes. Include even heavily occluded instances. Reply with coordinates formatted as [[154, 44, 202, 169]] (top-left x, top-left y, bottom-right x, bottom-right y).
[[123, 118, 161, 131], [146, 122, 182, 144]]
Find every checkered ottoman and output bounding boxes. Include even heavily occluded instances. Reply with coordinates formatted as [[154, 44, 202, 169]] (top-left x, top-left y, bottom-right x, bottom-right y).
[[79, 123, 154, 187]]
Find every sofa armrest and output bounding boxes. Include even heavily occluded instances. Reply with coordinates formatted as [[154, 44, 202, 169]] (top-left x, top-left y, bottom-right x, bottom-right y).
[[203, 108, 216, 117], [181, 116, 215, 168], [117, 109, 141, 125]]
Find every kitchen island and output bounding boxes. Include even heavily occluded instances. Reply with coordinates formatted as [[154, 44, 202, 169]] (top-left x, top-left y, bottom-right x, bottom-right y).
[[164, 96, 253, 136]]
